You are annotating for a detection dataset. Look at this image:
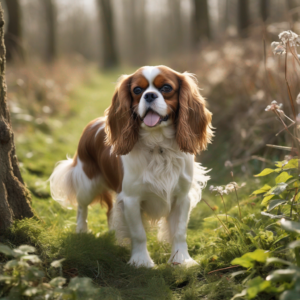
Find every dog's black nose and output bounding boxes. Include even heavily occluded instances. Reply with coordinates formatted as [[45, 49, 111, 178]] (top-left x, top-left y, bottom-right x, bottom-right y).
[[144, 92, 158, 103]]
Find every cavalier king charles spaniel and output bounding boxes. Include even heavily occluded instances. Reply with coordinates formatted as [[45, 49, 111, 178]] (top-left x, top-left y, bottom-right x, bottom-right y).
[[50, 65, 213, 268]]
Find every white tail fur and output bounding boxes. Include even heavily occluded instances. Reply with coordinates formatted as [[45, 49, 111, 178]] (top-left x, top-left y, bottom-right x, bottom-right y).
[[49, 158, 77, 206], [50, 156, 105, 208]]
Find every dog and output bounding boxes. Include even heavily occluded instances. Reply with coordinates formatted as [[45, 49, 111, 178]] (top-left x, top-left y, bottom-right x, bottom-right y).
[[50, 65, 213, 268]]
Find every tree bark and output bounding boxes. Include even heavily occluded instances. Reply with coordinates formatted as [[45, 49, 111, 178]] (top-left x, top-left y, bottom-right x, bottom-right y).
[[44, 0, 57, 62], [260, 0, 268, 22], [169, 0, 183, 52], [237, 0, 249, 38], [287, 0, 298, 22], [126, 0, 147, 65], [97, 0, 118, 69], [192, 0, 210, 47], [0, 4, 33, 235], [4, 0, 24, 61]]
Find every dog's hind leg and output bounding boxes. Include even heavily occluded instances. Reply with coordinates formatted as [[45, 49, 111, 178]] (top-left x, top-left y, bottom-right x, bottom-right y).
[[72, 158, 104, 233], [76, 204, 88, 233], [75, 186, 97, 233]]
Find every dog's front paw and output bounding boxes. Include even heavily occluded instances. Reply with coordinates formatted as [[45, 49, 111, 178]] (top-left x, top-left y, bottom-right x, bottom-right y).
[[76, 223, 88, 233], [169, 249, 198, 267], [179, 257, 199, 267], [128, 252, 155, 268]]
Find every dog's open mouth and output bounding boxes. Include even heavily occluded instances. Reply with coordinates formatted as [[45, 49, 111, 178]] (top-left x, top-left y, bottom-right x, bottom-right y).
[[143, 110, 169, 127]]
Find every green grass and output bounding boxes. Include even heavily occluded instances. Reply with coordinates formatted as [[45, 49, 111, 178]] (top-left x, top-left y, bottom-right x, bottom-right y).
[[1, 68, 285, 299]]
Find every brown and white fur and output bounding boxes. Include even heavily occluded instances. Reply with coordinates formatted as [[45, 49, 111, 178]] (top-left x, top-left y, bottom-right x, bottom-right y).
[[50, 66, 213, 268]]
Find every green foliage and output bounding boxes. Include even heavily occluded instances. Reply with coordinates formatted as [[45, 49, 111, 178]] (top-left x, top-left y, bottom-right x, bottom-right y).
[[0, 243, 99, 299], [255, 169, 276, 177], [252, 184, 271, 195], [252, 158, 300, 222], [231, 249, 269, 269], [231, 157, 300, 299]]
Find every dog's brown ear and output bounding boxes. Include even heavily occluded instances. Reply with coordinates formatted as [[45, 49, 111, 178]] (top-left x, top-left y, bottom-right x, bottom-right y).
[[105, 75, 140, 155], [176, 73, 213, 155]]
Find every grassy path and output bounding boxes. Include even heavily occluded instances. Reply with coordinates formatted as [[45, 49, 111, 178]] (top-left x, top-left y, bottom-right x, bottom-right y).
[[8, 69, 263, 299]]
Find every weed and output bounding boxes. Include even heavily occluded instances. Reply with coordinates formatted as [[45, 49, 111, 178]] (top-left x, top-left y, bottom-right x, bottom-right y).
[[231, 30, 300, 300]]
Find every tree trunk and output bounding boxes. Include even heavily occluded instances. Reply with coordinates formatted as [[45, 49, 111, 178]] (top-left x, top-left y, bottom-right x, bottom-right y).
[[287, 0, 298, 22], [192, 0, 210, 47], [260, 0, 268, 22], [4, 0, 24, 61], [237, 0, 249, 38], [169, 0, 183, 52], [44, 0, 57, 62], [126, 0, 147, 66], [97, 0, 118, 69], [0, 4, 33, 235]]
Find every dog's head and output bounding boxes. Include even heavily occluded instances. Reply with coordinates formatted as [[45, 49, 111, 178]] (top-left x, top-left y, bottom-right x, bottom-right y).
[[105, 65, 213, 155]]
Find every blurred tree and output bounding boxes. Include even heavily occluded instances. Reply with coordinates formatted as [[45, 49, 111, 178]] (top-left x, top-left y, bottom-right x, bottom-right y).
[[0, 4, 33, 234], [238, 0, 249, 38], [44, 0, 57, 62], [192, 0, 210, 47], [124, 0, 147, 65], [170, 0, 183, 52], [97, 0, 118, 68], [4, 0, 23, 61], [287, 0, 298, 10], [260, 0, 268, 22], [287, 0, 299, 22]]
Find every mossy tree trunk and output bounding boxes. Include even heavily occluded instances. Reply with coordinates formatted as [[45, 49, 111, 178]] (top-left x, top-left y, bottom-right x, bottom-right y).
[[4, 0, 24, 61], [97, 0, 118, 69], [0, 4, 33, 235]]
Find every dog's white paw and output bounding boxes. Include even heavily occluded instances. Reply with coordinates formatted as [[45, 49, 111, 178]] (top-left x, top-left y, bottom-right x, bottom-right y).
[[128, 252, 155, 268], [180, 257, 199, 267], [76, 224, 88, 233], [169, 249, 198, 267]]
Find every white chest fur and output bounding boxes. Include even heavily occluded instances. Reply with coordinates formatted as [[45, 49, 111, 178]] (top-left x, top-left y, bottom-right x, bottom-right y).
[[121, 124, 193, 218], [110, 124, 209, 248]]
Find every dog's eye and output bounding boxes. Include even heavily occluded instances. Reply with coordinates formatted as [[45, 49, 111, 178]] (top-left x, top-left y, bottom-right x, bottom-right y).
[[133, 87, 143, 95], [160, 84, 172, 93]]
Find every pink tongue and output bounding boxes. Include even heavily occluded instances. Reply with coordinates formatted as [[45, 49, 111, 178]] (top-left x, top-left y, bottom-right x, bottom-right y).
[[143, 111, 161, 127]]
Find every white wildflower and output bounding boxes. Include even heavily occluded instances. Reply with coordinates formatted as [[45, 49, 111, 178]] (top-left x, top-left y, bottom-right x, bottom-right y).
[[271, 30, 300, 56], [296, 93, 300, 105], [210, 182, 245, 196], [271, 42, 286, 55], [265, 100, 283, 115], [225, 183, 235, 192], [284, 155, 292, 161], [279, 30, 299, 46], [224, 160, 233, 168], [216, 186, 223, 193]]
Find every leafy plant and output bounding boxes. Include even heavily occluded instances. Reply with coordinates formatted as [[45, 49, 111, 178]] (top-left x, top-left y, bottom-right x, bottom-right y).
[[230, 30, 300, 300], [231, 219, 300, 300], [252, 157, 299, 221], [0, 243, 99, 299]]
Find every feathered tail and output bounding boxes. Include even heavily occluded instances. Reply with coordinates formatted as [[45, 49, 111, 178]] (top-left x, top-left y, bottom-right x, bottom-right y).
[[49, 158, 77, 206]]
